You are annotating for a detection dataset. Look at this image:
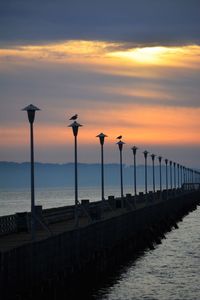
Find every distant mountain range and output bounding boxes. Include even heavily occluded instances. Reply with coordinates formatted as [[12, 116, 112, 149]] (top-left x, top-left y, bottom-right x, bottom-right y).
[[0, 161, 169, 189]]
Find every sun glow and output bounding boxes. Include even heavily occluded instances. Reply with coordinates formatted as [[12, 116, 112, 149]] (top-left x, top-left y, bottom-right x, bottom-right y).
[[108, 45, 200, 67], [0, 41, 199, 66], [1, 40, 200, 163]]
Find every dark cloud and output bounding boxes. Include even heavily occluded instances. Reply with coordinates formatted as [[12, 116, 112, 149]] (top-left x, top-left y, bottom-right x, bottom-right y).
[[0, 0, 200, 46]]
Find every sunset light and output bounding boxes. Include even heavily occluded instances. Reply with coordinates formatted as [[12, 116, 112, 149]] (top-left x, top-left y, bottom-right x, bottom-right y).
[[1, 40, 200, 164]]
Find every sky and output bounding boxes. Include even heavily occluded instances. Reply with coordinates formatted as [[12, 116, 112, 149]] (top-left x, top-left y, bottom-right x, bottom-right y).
[[0, 0, 200, 168]]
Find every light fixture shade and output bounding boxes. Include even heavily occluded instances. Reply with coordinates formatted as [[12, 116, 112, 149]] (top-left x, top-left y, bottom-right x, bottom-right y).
[[96, 133, 108, 145], [68, 121, 83, 136], [116, 140, 125, 151], [22, 104, 40, 123], [143, 150, 148, 158], [131, 146, 138, 155], [22, 104, 40, 111]]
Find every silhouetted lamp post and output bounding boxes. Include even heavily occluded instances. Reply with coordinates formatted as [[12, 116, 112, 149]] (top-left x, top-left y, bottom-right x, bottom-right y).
[[165, 159, 168, 194], [158, 156, 162, 193], [143, 150, 149, 194], [69, 120, 82, 226], [151, 154, 156, 193], [179, 165, 183, 187], [173, 162, 176, 190], [22, 104, 40, 241], [177, 163, 180, 188], [187, 168, 189, 186], [96, 133, 107, 202], [131, 146, 138, 196], [183, 166, 186, 185], [117, 140, 125, 198], [169, 161, 173, 191]]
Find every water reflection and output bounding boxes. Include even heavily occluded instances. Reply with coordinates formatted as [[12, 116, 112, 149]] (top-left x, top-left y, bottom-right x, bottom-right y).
[[92, 207, 200, 300]]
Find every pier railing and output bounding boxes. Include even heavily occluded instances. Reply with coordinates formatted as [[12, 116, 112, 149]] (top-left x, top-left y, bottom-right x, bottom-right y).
[[0, 214, 18, 236], [0, 184, 199, 237]]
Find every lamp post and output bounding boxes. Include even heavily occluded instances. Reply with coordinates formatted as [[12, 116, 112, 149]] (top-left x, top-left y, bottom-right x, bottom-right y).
[[169, 161, 173, 192], [183, 166, 186, 185], [143, 150, 148, 194], [165, 159, 168, 196], [173, 162, 176, 194], [177, 164, 180, 189], [173, 162, 176, 191], [117, 140, 125, 199], [185, 167, 187, 186], [158, 156, 162, 194], [69, 120, 82, 226], [151, 154, 156, 193], [180, 165, 183, 188], [22, 104, 40, 241], [96, 133, 107, 202], [131, 146, 138, 196]]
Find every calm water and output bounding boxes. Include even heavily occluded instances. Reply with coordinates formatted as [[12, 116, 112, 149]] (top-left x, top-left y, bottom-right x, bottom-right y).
[[92, 206, 200, 300], [0, 187, 199, 299], [0, 185, 145, 216]]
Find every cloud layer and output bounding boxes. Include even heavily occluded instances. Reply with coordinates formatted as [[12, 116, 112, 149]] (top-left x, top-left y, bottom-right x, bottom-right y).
[[1, 0, 200, 46], [1, 1, 200, 166]]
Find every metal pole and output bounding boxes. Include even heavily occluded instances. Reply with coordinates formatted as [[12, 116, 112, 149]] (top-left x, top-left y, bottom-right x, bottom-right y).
[[23, 104, 40, 241], [177, 164, 180, 189], [180, 165, 183, 187], [158, 156, 162, 196], [132, 146, 137, 196], [151, 155, 155, 193], [120, 149, 123, 198], [170, 161, 172, 192], [145, 156, 147, 194], [101, 143, 104, 201], [74, 134, 78, 226], [69, 120, 82, 227], [117, 140, 125, 202], [183, 167, 186, 184], [173, 162, 176, 190], [133, 152, 137, 196], [30, 122, 35, 241], [165, 159, 168, 197], [143, 151, 148, 194]]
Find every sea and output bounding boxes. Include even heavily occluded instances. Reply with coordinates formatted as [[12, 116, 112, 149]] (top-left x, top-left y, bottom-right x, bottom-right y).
[[0, 186, 199, 300]]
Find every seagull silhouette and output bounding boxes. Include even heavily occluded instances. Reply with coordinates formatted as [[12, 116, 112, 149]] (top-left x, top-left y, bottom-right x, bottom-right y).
[[116, 135, 122, 140], [69, 114, 78, 120]]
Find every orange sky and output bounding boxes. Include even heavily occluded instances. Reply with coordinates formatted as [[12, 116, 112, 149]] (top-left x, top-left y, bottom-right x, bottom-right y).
[[0, 40, 200, 165]]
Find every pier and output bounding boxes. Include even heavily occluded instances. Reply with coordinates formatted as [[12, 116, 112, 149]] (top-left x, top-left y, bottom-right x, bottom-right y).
[[1, 106, 200, 299], [0, 184, 200, 299]]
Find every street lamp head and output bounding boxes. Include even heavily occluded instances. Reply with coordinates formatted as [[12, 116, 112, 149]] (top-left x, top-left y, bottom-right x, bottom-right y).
[[68, 121, 83, 137], [165, 159, 168, 165], [143, 150, 148, 158], [169, 160, 172, 166], [22, 104, 40, 124], [96, 132, 108, 145], [158, 156, 162, 163], [131, 146, 138, 155], [173, 162, 176, 166], [116, 140, 125, 151], [151, 154, 156, 161]]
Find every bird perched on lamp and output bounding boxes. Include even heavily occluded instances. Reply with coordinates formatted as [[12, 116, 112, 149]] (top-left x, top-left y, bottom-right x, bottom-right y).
[[69, 114, 78, 120], [116, 135, 122, 140]]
